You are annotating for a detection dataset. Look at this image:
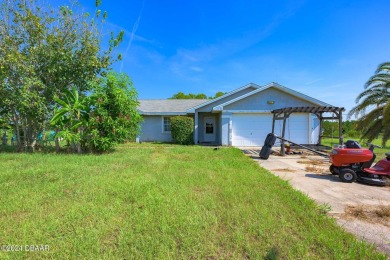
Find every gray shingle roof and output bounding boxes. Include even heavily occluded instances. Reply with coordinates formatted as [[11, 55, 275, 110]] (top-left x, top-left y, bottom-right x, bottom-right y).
[[138, 99, 209, 115]]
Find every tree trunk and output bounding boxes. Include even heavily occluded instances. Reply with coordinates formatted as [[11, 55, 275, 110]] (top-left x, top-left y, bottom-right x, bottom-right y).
[[14, 113, 22, 152], [55, 137, 60, 152], [23, 125, 28, 152], [77, 127, 82, 153], [2, 130, 7, 145], [31, 138, 36, 153], [54, 128, 59, 152]]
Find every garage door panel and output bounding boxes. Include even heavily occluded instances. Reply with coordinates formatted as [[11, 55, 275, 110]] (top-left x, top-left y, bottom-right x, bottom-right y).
[[285, 114, 309, 144], [231, 113, 309, 147], [232, 114, 274, 146]]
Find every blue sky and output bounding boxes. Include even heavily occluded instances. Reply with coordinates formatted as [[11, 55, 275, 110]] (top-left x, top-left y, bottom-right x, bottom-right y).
[[78, 0, 390, 115]]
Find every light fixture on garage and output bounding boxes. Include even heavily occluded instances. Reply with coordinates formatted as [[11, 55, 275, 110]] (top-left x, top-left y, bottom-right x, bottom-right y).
[[267, 100, 275, 105]]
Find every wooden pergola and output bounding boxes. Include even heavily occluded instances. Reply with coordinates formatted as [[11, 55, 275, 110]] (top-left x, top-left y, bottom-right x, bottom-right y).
[[271, 106, 345, 155]]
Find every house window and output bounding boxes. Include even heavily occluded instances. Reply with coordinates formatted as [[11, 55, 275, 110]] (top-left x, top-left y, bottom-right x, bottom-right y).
[[206, 122, 214, 134], [163, 116, 171, 132]]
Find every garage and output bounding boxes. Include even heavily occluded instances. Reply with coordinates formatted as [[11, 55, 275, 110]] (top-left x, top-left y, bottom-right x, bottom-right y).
[[231, 113, 309, 146]]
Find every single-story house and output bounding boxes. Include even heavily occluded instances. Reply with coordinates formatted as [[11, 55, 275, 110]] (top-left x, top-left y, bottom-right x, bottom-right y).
[[138, 82, 333, 146]]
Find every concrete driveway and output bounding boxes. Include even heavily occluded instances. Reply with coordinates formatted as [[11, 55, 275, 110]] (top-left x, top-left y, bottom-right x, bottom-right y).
[[242, 148, 390, 256]]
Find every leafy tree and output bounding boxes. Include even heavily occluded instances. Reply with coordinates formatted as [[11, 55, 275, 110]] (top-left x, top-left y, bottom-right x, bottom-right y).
[[348, 62, 390, 146], [170, 92, 207, 99], [86, 72, 142, 152], [213, 91, 226, 98], [0, 117, 11, 131], [169, 92, 186, 99], [322, 120, 362, 138], [0, 0, 123, 152], [169, 91, 226, 99]]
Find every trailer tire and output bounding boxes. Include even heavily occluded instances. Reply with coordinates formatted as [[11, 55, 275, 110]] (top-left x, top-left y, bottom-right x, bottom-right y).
[[259, 146, 272, 159], [264, 133, 277, 147], [339, 169, 357, 183]]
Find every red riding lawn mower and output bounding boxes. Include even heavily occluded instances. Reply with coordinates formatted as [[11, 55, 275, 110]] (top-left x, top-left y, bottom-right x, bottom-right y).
[[329, 140, 390, 186]]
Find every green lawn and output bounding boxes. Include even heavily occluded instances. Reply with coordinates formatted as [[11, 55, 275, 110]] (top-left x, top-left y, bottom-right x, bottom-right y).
[[0, 144, 385, 259]]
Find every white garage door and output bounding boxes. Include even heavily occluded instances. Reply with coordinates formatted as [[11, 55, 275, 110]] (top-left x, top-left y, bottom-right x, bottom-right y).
[[284, 114, 309, 145], [232, 114, 274, 146], [231, 113, 309, 146]]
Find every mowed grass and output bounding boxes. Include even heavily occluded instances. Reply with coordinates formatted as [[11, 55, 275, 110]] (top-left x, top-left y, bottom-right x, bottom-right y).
[[0, 144, 385, 259]]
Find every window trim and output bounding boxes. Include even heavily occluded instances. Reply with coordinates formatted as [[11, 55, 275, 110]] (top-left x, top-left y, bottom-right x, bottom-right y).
[[162, 116, 171, 133]]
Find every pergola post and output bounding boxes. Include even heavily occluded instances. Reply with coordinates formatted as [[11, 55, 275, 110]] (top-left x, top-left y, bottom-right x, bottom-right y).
[[280, 112, 290, 156], [316, 113, 322, 146], [338, 110, 343, 145]]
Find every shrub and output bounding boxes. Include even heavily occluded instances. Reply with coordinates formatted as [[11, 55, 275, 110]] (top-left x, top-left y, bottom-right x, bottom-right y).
[[86, 72, 142, 152], [51, 72, 142, 153], [170, 116, 194, 145], [345, 129, 361, 139]]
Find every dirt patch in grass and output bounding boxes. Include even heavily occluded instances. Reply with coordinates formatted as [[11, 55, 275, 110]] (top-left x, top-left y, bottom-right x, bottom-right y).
[[101, 226, 120, 252], [344, 204, 390, 227]]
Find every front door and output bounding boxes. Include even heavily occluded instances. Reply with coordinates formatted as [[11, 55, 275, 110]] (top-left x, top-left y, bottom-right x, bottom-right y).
[[204, 117, 216, 142]]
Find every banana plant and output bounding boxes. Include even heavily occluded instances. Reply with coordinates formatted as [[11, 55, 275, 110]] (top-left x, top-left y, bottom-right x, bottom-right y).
[[51, 87, 89, 152]]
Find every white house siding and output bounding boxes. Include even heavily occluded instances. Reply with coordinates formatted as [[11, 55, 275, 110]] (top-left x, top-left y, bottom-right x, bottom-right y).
[[139, 116, 172, 142], [221, 112, 232, 146]]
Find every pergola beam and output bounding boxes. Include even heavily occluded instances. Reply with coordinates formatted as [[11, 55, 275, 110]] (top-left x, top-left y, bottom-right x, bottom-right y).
[[271, 106, 345, 154]]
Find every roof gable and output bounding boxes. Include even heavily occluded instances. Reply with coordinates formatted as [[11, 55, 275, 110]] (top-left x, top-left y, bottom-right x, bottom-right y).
[[186, 83, 261, 113], [213, 82, 333, 111]]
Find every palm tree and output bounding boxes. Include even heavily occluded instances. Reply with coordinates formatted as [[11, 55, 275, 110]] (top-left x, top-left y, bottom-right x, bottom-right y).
[[348, 62, 390, 146]]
